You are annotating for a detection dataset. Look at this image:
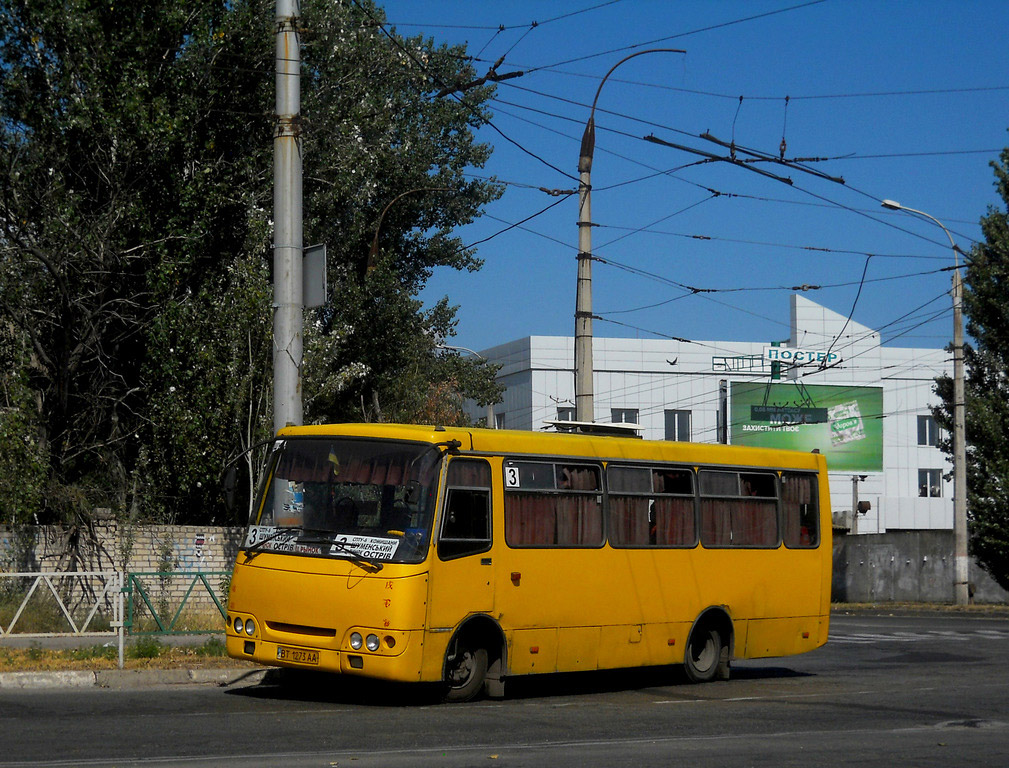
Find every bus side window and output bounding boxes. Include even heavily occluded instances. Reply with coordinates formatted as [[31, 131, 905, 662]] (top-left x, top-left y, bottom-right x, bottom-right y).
[[439, 459, 492, 560]]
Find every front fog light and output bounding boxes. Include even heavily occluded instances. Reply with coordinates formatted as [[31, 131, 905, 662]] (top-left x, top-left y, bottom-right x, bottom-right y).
[[350, 632, 363, 650], [244, 618, 255, 636], [234, 617, 243, 634], [366, 634, 380, 652]]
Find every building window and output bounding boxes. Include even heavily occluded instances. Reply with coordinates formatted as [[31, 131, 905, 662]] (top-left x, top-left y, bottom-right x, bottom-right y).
[[918, 468, 942, 498], [665, 409, 691, 442], [557, 406, 575, 422], [611, 408, 639, 424], [495, 412, 506, 430], [917, 414, 940, 447]]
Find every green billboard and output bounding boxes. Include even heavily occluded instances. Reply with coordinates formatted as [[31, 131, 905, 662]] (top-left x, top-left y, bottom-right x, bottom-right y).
[[729, 382, 883, 472]]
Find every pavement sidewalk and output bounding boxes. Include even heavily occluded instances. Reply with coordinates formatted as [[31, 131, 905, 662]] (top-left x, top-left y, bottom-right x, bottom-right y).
[[0, 666, 268, 690]]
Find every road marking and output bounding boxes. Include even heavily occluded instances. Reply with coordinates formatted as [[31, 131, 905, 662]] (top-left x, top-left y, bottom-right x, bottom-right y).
[[829, 629, 1009, 644]]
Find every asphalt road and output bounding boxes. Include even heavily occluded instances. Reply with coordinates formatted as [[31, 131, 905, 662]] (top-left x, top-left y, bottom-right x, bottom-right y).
[[2, 611, 1008, 768]]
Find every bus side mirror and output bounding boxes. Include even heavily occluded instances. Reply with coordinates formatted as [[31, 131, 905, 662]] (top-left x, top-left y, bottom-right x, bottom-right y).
[[224, 466, 238, 514]]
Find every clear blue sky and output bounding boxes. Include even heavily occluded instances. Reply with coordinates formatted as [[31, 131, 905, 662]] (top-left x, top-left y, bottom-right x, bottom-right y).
[[377, 0, 1008, 355]]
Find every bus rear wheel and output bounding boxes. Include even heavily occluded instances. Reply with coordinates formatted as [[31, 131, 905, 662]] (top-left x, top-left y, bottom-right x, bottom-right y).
[[684, 627, 722, 683], [443, 640, 488, 703]]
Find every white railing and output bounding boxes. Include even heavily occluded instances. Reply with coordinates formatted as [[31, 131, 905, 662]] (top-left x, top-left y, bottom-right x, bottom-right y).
[[0, 571, 125, 668]]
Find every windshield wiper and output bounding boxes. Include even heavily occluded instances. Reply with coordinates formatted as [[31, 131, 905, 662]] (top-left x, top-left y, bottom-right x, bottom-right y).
[[243, 526, 385, 572], [242, 526, 302, 561], [326, 537, 384, 572]]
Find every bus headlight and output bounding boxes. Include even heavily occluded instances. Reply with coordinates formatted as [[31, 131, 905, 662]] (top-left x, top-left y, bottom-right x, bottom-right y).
[[244, 619, 256, 636], [366, 634, 380, 652], [350, 632, 364, 650], [233, 617, 243, 635]]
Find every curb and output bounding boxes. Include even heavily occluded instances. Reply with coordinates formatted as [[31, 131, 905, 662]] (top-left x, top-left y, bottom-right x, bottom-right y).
[[0, 667, 267, 691]]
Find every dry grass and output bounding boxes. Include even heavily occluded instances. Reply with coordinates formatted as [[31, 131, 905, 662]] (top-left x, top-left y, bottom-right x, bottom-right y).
[[832, 601, 1009, 615], [0, 637, 256, 673]]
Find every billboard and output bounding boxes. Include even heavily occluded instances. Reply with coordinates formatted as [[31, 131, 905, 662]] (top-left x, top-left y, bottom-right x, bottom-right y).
[[729, 382, 883, 472]]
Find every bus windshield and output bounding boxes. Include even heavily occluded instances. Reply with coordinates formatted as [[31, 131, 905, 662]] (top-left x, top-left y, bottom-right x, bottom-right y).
[[244, 437, 442, 565]]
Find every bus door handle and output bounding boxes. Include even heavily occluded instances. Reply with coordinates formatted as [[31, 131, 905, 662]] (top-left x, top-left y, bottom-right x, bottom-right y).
[[481, 558, 492, 566]]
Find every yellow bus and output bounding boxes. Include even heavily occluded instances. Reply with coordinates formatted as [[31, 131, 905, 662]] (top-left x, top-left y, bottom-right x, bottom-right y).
[[226, 423, 830, 701]]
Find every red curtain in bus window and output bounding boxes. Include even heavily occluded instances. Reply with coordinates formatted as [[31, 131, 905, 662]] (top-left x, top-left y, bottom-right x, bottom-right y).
[[447, 460, 491, 488], [558, 466, 599, 491], [731, 500, 778, 546], [555, 494, 602, 546], [700, 499, 731, 546], [608, 497, 649, 546], [654, 497, 695, 546], [343, 457, 371, 484], [339, 455, 413, 485], [504, 493, 557, 546], [782, 474, 818, 547]]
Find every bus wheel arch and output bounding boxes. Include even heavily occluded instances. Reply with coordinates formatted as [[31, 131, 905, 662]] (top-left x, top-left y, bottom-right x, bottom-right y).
[[684, 607, 733, 683], [442, 615, 506, 702]]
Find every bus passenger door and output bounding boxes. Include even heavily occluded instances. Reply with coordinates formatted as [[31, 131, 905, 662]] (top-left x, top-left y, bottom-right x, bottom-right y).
[[428, 458, 495, 631]]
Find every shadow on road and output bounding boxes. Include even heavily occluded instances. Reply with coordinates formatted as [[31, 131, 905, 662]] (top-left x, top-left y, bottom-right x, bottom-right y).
[[226, 662, 813, 706]]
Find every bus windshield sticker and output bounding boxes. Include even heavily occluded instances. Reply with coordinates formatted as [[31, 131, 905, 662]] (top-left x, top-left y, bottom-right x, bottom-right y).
[[243, 526, 324, 555], [331, 535, 400, 561], [245, 525, 289, 549]]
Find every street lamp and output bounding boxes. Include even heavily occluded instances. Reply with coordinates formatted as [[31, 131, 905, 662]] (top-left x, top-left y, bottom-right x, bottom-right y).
[[435, 343, 497, 429], [881, 199, 969, 605], [575, 48, 685, 423]]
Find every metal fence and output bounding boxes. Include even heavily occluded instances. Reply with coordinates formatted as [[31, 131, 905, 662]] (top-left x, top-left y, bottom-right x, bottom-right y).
[[124, 571, 229, 636], [0, 571, 125, 666], [1, 570, 230, 669]]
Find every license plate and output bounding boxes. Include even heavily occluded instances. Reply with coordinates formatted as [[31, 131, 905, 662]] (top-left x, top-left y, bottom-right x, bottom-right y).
[[276, 646, 320, 665]]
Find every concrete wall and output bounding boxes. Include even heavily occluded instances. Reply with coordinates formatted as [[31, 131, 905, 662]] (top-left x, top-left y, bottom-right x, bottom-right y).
[[1, 523, 245, 618], [833, 530, 1009, 604], [5, 524, 1008, 607]]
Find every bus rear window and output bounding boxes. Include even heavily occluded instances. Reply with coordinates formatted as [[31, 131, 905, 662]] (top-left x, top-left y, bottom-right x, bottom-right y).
[[781, 472, 819, 548]]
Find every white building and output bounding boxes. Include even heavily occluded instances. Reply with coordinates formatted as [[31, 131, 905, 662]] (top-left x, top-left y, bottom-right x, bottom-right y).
[[473, 295, 952, 534]]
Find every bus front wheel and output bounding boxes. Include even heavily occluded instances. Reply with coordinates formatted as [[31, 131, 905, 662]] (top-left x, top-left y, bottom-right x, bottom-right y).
[[443, 639, 488, 703], [684, 627, 722, 683]]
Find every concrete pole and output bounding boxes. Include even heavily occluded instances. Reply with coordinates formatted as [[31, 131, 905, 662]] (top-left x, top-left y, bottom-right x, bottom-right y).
[[575, 141, 594, 423], [273, 0, 303, 435], [851, 475, 859, 536], [573, 48, 684, 425], [952, 268, 969, 604], [880, 200, 969, 605]]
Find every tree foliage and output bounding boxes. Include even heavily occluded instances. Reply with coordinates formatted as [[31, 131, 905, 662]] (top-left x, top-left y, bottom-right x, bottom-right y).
[[933, 144, 1009, 592], [0, 0, 501, 530], [299, 0, 502, 424]]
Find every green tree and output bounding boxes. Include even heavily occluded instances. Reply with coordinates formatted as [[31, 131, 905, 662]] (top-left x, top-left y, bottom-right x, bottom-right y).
[[0, 0, 276, 526], [934, 144, 1009, 592], [299, 0, 503, 425], [0, 323, 47, 535], [0, 0, 502, 530]]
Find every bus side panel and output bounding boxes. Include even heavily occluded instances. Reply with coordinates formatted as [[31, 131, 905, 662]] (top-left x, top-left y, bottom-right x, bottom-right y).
[[598, 622, 695, 669], [508, 628, 559, 675], [744, 615, 828, 658], [558, 626, 600, 671]]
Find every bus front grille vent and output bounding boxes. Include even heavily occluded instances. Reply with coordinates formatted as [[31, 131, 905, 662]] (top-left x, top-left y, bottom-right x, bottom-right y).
[[266, 621, 337, 638]]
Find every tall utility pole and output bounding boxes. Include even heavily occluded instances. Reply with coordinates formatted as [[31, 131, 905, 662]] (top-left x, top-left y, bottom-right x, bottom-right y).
[[574, 48, 684, 423], [273, 0, 303, 435], [881, 200, 969, 605]]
